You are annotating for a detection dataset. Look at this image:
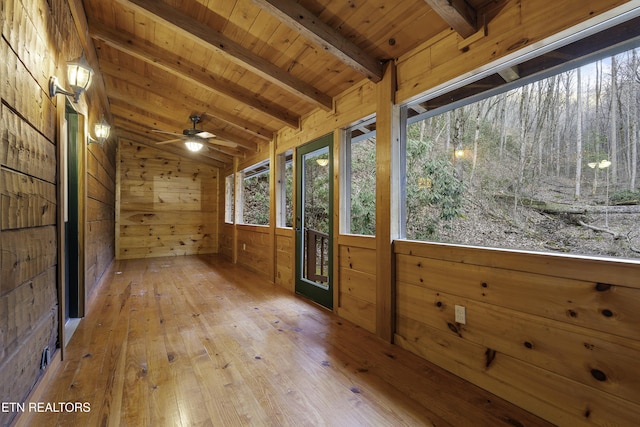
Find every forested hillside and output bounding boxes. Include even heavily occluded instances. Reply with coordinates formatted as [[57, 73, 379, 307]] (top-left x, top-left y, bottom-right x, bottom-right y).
[[406, 49, 640, 259]]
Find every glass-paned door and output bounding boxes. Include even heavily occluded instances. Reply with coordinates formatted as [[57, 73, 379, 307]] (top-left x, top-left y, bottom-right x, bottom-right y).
[[295, 134, 333, 309]]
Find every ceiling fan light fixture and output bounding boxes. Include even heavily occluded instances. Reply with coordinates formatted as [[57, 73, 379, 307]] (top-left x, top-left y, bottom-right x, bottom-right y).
[[185, 140, 204, 152]]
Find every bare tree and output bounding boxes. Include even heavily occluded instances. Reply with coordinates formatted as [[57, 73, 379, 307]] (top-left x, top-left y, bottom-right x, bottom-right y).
[[551, 75, 562, 177], [419, 119, 426, 143], [610, 55, 618, 186], [563, 72, 574, 177], [515, 86, 533, 219], [632, 50, 638, 189], [575, 67, 583, 198], [498, 94, 507, 160]]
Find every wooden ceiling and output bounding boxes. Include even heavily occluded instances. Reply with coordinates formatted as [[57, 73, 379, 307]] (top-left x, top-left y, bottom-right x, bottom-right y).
[[78, 0, 496, 167]]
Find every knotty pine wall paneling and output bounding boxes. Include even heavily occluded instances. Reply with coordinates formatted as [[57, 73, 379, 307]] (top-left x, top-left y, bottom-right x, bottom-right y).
[[236, 225, 271, 277], [117, 140, 219, 259], [336, 236, 377, 333], [394, 241, 640, 425], [219, 223, 234, 260], [275, 228, 294, 292]]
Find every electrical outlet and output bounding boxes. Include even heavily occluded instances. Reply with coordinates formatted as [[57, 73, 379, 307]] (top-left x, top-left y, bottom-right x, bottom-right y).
[[455, 305, 466, 324]]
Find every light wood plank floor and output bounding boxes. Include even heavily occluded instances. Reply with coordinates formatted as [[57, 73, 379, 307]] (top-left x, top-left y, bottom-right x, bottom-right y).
[[20, 255, 552, 426]]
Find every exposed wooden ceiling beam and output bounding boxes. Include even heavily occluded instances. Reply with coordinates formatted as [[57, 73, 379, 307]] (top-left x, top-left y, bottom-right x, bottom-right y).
[[90, 22, 299, 128], [99, 61, 273, 142], [118, 0, 334, 111], [424, 0, 477, 38], [250, 0, 383, 83], [109, 101, 183, 132], [112, 118, 172, 143]]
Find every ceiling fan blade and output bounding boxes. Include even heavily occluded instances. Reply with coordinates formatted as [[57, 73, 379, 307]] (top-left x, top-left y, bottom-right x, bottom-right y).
[[196, 131, 216, 139], [152, 129, 183, 137], [156, 138, 183, 145]]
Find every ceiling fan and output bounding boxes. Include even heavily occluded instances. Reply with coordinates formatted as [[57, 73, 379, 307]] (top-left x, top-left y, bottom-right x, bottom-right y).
[[153, 114, 235, 152]]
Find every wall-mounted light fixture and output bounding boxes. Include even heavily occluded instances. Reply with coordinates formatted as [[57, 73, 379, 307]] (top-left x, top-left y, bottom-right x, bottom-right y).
[[49, 54, 94, 103], [88, 116, 110, 147], [316, 158, 329, 166], [185, 139, 204, 152]]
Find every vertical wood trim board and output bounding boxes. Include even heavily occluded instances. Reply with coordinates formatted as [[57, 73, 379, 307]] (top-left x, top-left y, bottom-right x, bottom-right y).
[[374, 61, 399, 341]]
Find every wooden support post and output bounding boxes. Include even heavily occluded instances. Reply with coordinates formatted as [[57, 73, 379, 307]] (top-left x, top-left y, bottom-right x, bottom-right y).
[[332, 128, 342, 309], [233, 158, 242, 264], [375, 61, 400, 342], [269, 136, 277, 282]]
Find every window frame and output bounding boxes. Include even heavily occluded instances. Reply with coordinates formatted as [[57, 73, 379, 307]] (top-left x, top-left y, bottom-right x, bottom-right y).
[[238, 159, 271, 226], [275, 150, 293, 228], [398, 19, 640, 260], [340, 116, 378, 236], [224, 174, 235, 224]]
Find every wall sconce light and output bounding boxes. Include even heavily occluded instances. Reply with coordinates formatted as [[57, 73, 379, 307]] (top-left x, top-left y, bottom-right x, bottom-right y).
[[316, 158, 329, 166], [49, 54, 94, 103], [454, 147, 465, 159], [185, 139, 204, 152], [88, 116, 110, 147]]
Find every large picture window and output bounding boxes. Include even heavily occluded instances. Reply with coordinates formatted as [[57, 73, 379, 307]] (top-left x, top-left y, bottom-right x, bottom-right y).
[[403, 45, 640, 260]]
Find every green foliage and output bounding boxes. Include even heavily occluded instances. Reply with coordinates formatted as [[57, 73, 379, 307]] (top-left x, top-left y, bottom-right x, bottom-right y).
[[243, 173, 270, 225], [405, 138, 465, 240], [349, 138, 376, 235], [304, 157, 330, 233], [285, 162, 293, 227], [610, 189, 640, 204], [350, 185, 375, 234]]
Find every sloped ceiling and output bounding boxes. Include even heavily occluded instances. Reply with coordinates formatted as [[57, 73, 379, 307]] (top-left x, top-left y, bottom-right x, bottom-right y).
[[76, 0, 495, 167]]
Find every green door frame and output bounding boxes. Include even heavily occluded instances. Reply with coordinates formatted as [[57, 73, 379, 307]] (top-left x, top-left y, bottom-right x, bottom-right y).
[[295, 134, 333, 309], [65, 102, 81, 319]]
